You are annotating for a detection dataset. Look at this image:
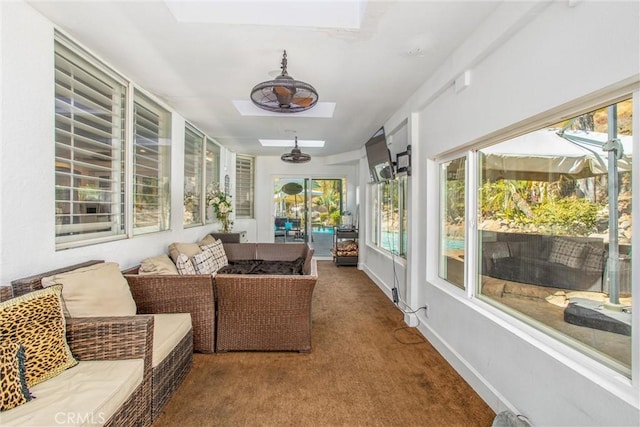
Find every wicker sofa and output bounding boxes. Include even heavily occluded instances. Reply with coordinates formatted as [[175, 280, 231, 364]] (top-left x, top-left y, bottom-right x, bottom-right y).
[[481, 231, 606, 292], [124, 240, 318, 353], [122, 267, 215, 354], [0, 287, 153, 426], [215, 243, 318, 352], [7, 260, 194, 423]]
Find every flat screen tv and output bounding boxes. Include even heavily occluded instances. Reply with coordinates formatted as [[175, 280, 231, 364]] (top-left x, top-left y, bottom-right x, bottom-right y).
[[365, 127, 395, 182]]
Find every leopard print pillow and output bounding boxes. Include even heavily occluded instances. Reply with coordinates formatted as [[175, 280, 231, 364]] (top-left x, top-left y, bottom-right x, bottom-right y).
[[0, 285, 77, 387], [0, 341, 32, 412]]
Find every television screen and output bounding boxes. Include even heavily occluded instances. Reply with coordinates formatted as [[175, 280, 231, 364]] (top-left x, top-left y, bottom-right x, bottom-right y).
[[365, 127, 395, 182]]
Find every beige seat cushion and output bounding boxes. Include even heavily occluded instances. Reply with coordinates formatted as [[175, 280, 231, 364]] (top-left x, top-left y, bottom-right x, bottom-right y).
[[152, 313, 192, 367], [139, 254, 179, 275], [1, 359, 143, 426], [41, 262, 137, 317]]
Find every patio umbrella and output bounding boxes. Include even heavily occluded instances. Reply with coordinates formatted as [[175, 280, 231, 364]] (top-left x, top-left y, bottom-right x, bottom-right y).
[[281, 182, 304, 218], [480, 129, 632, 182]]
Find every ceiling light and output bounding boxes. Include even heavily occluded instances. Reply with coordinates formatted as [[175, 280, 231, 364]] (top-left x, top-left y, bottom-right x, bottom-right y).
[[259, 139, 325, 148], [232, 100, 335, 117], [281, 136, 311, 163], [250, 50, 318, 113]]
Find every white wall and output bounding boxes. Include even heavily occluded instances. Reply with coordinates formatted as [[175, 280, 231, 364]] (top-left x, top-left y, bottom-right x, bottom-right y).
[[359, 1, 640, 425], [0, 2, 233, 281]]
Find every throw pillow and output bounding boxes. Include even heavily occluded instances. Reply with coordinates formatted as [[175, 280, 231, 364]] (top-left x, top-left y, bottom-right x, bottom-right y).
[[548, 238, 588, 269], [0, 285, 77, 388], [139, 254, 179, 275], [0, 341, 32, 411], [175, 253, 196, 275], [583, 245, 605, 273], [41, 262, 137, 317], [200, 240, 228, 272], [168, 242, 202, 264], [191, 250, 216, 275]]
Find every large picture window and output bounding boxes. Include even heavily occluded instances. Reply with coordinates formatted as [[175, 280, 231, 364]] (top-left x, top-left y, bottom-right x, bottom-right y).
[[476, 98, 633, 375], [133, 91, 171, 234], [54, 37, 126, 248]]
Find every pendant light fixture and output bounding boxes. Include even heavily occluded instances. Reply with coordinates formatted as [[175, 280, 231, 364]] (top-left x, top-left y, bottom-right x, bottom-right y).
[[250, 50, 318, 113], [281, 136, 311, 163]]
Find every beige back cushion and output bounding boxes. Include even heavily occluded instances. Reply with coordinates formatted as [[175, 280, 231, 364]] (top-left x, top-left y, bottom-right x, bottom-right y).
[[41, 262, 137, 317], [139, 254, 179, 275], [168, 242, 202, 263], [257, 243, 307, 261], [198, 234, 217, 247]]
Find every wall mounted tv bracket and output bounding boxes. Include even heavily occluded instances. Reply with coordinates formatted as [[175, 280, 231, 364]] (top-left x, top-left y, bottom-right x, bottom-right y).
[[396, 145, 411, 176]]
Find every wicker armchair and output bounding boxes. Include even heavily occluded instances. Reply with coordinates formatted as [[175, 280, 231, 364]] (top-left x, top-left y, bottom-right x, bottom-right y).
[[215, 249, 318, 352], [122, 267, 215, 354], [66, 315, 154, 427], [10, 261, 193, 422]]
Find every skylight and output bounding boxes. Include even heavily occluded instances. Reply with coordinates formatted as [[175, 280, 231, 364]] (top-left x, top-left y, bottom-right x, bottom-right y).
[[232, 100, 335, 118], [164, 1, 367, 29], [259, 139, 325, 148]]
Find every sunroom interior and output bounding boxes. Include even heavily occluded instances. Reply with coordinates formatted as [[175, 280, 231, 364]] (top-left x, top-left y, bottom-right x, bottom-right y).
[[0, 1, 638, 426]]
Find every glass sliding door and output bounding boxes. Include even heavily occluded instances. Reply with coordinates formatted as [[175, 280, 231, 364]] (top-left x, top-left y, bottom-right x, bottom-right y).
[[272, 177, 346, 257], [273, 177, 308, 244], [310, 179, 344, 257]]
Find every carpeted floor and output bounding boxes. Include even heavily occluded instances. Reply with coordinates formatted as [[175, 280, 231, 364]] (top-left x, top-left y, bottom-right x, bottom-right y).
[[154, 261, 495, 426]]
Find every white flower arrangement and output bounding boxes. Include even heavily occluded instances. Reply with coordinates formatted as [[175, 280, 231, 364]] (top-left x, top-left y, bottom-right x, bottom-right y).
[[207, 185, 233, 231]]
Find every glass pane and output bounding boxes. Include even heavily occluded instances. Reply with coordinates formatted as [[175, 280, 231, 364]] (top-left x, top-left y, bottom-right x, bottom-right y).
[[205, 139, 221, 223], [369, 184, 379, 246], [133, 92, 171, 234], [380, 181, 400, 254], [273, 177, 306, 243], [477, 99, 632, 375], [184, 126, 203, 226], [440, 157, 466, 289], [236, 155, 254, 218], [400, 175, 408, 257]]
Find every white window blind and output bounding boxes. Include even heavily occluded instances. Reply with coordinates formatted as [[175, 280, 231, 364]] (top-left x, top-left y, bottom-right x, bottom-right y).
[[184, 124, 203, 226], [235, 155, 254, 218], [54, 38, 126, 248], [133, 92, 171, 234]]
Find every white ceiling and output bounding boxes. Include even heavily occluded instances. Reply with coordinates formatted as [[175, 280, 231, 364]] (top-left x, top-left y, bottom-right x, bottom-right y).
[[29, 0, 501, 157]]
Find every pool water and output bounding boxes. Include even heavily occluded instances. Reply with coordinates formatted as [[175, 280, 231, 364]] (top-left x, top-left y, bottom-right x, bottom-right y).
[[312, 227, 335, 234], [446, 239, 465, 250]]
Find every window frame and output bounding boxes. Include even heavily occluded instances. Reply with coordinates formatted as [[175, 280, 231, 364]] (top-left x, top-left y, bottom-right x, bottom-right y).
[[131, 89, 172, 235], [367, 175, 408, 259], [431, 87, 638, 388], [54, 33, 128, 249]]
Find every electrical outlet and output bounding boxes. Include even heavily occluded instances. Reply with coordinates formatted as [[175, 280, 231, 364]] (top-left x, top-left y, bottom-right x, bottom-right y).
[[392, 288, 399, 304], [404, 312, 419, 327]]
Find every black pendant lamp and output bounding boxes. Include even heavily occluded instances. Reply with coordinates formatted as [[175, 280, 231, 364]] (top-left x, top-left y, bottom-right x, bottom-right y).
[[281, 137, 311, 163]]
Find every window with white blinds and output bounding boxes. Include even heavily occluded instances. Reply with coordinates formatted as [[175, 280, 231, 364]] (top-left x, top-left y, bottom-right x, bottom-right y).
[[184, 125, 204, 226], [235, 155, 255, 218], [133, 92, 171, 234], [54, 38, 127, 248], [205, 138, 221, 223]]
